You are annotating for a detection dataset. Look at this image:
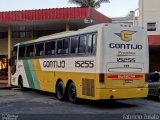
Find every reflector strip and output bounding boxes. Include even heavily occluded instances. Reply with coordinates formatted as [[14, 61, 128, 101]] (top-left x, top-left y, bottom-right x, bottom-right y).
[[108, 75, 143, 79]]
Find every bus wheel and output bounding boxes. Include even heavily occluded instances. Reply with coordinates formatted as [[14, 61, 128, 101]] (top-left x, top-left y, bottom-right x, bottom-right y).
[[18, 77, 24, 91], [68, 82, 77, 103], [56, 81, 66, 100]]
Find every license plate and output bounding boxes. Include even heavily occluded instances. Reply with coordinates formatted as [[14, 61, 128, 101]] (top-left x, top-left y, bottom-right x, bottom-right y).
[[125, 79, 133, 83]]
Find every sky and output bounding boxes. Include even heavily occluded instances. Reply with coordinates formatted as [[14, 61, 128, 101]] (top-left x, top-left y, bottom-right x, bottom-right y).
[[0, 0, 139, 18]]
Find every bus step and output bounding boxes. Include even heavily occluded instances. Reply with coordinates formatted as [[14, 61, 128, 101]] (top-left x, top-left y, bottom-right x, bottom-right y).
[[12, 88, 20, 91]]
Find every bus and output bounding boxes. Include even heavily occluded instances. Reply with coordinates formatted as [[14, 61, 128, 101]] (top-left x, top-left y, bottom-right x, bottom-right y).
[[10, 23, 149, 103]]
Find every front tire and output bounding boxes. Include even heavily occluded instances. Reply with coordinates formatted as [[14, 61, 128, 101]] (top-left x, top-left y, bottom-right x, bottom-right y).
[[158, 90, 160, 101], [56, 81, 66, 100], [68, 82, 77, 103], [18, 77, 24, 90]]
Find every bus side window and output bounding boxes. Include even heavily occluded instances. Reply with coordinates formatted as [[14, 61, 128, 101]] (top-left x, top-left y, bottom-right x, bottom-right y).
[[92, 34, 97, 53], [78, 35, 87, 54], [63, 38, 69, 54], [57, 38, 69, 55], [13, 46, 17, 57], [35, 43, 44, 56], [19, 46, 25, 58], [70, 36, 78, 54], [26, 45, 34, 57], [45, 41, 56, 55], [57, 40, 63, 54], [45, 42, 50, 55], [50, 41, 56, 55], [87, 35, 92, 53], [87, 34, 97, 54]]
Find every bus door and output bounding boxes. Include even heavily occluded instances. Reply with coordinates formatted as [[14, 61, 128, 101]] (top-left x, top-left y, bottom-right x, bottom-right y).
[[11, 46, 18, 75]]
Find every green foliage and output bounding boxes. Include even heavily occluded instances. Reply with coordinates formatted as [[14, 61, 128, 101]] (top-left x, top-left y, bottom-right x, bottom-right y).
[[68, 0, 110, 9]]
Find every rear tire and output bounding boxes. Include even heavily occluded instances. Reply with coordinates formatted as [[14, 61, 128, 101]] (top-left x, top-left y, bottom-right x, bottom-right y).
[[56, 81, 66, 100], [67, 82, 77, 103]]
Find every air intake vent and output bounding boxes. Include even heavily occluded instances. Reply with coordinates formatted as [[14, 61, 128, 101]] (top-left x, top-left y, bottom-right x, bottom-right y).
[[82, 78, 95, 97]]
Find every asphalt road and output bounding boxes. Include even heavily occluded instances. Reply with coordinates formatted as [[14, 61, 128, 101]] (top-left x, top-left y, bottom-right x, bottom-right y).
[[0, 89, 160, 120]]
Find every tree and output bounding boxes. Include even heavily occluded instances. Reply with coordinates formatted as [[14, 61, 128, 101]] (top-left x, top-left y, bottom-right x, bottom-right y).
[[68, 0, 110, 9]]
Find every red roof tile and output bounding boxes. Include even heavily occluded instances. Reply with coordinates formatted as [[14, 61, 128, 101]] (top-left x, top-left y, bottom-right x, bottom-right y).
[[0, 7, 112, 23]]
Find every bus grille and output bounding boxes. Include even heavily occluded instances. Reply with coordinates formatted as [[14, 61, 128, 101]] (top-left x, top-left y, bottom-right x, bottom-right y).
[[82, 78, 95, 97]]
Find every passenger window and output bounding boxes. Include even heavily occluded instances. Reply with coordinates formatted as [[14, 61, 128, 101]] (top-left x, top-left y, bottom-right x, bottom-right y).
[[57, 40, 63, 54], [78, 35, 87, 54], [35, 43, 44, 56], [19, 46, 25, 58], [63, 38, 69, 54], [88, 35, 92, 53], [87, 34, 96, 54], [26, 45, 34, 57], [57, 38, 69, 54], [45, 41, 56, 55], [70, 37, 78, 54], [13, 46, 17, 57], [92, 34, 96, 53]]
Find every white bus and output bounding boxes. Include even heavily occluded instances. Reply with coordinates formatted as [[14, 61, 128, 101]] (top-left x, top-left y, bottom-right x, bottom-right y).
[[10, 23, 149, 103]]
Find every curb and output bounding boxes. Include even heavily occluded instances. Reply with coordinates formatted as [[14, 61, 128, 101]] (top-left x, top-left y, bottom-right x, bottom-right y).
[[0, 85, 15, 89]]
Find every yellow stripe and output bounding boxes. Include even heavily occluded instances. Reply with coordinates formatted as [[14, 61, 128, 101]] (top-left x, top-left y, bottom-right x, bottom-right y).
[[31, 60, 148, 100]]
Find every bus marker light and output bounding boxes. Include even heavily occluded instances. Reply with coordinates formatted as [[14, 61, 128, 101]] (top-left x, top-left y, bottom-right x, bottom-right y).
[[109, 89, 116, 92], [99, 74, 104, 83], [137, 88, 143, 91]]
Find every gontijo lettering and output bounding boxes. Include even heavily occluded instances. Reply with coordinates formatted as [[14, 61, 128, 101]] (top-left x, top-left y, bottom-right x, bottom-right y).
[[43, 60, 65, 68], [109, 43, 142, 50]]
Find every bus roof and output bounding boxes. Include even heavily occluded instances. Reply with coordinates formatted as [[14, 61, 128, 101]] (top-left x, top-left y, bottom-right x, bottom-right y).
[[14, 23, 106, 46], [14, 23, 138, 46]]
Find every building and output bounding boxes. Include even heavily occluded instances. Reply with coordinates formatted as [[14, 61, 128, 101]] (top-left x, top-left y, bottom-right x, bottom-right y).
[[112, 10, 139, 26], [138, 0, 160, 72], [112, 0, 160, 72], [0, 7, 112, 85]]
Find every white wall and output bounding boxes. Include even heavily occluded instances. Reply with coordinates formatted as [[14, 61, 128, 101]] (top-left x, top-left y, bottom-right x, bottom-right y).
[[0, 38, 30, 55], [138, 0, 160, 35], [0, 39, 8, 54]]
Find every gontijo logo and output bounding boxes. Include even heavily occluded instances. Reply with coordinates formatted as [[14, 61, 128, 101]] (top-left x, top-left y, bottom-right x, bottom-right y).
[[115, 30, 137, 42]]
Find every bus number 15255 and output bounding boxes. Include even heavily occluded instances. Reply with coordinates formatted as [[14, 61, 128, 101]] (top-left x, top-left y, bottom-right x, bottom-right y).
[[75, 60, 94, 68]]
